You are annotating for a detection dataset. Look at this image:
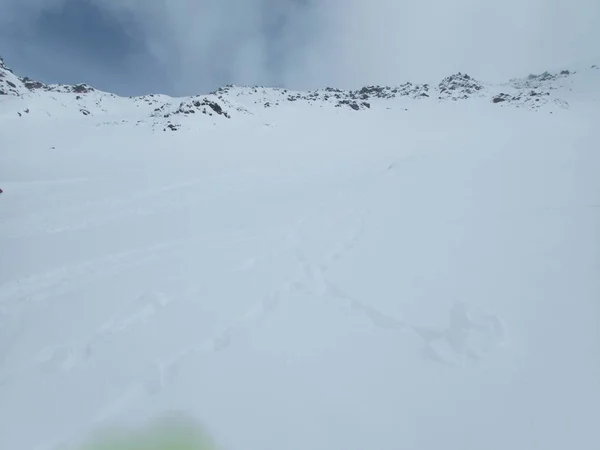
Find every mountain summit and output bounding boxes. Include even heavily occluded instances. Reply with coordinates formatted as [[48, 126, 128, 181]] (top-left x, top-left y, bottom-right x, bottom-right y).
[[0, 56, 95, 97]]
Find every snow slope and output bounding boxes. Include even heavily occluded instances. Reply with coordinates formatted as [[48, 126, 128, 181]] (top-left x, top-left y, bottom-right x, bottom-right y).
[[0, 58, 599, 450]]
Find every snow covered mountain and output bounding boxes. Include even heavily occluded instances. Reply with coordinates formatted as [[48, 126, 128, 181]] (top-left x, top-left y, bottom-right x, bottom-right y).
[[2, 55, 599, 130], [0, 56, 599, 450]]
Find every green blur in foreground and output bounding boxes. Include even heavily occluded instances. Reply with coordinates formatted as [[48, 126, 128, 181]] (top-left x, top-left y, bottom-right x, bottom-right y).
[[70, 413, 220, 450]]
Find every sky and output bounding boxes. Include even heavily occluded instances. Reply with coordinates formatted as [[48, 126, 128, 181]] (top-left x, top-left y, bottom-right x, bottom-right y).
[[0, 0, 599, 97]]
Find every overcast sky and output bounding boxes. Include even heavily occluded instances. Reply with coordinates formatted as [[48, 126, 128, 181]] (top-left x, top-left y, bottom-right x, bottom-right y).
[[0, 0, 598, 96]]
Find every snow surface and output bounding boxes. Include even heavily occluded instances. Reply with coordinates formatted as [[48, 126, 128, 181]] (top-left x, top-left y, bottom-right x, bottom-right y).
[[0, 60, 599, 450]]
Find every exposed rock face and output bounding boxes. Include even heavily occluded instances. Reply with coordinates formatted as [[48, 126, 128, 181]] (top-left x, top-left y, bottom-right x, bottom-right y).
[[1, 56, 96, 96], [437, 73, 485, 100]]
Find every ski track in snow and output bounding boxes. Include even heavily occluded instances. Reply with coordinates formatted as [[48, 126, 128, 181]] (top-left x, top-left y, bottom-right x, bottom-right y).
[[0, 229, 258, 387], [5, 163, 507, 435], [289, 194, 507, 368], [2, 151, 512, 450], [0, 228, 254, 315], [0, 175, 252, 239], [71, 163, 510, 429]]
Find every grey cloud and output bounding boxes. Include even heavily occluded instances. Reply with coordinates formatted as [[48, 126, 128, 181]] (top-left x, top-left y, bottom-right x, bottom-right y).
[[0, 0, 598, 96]]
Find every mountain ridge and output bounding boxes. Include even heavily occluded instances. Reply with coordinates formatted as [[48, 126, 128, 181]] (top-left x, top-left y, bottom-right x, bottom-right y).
[[1, 55, 598, 131]]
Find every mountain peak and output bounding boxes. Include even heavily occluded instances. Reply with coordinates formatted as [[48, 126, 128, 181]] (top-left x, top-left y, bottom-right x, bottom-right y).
[[0, 55, 10, 71], [0, 56, 96, 96], [0, 56, 24, 95]]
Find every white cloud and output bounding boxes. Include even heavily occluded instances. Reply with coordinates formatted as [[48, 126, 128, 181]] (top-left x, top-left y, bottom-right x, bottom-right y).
[[288, 0, 600, 88]]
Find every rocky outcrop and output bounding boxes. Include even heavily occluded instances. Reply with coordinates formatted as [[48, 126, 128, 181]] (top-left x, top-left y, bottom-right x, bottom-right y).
[[0, 56, 25, 95], [1, 55, 96, 96], [437, 73, 485, 100]]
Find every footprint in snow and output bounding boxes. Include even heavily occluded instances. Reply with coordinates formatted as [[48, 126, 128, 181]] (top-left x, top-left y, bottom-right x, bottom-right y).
[[37, 343, 92, 373], [232, 257, 257, 272], [418, 301, 507, 366], [98, 291, 172, 336]]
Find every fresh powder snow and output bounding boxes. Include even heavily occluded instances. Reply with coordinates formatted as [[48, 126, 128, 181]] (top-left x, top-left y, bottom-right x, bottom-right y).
[[0, 57, 599, 450]]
